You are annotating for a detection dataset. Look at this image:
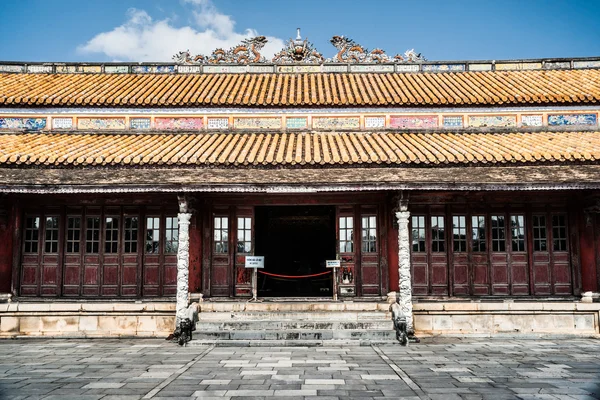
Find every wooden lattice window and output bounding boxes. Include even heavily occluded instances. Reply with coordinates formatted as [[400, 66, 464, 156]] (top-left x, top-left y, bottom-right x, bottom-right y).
[[237, 217, 252, 254], [339, 216, 354, 253], [104, 217, 119, 253], [411, 216, 426, 252], [165, 217, 179, 254], [511, 215, 525, 252], [145, 217, 160, 254], [86, 217, 100, 253], [361, 216, 377, 253], [552, 215, 567, 251], [533, 215, 547, 251], [124, 217, 138, 253], [452, 215, 467, 252], [431, 216, 445, 252], [471, 215, 486, 252], [491, 215, 506, 252], [66, 217, 81, 253], [24, 216, 40, 253], [214, 217, 229, 253]]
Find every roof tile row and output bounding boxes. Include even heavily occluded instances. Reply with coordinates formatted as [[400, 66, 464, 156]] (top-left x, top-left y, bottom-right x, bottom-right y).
[[0, 69, 599, 107], [0, 131, 598, 167]]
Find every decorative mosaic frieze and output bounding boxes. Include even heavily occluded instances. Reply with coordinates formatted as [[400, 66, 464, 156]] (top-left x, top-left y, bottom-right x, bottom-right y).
[[207, 118, 229, 129], [364, 116, 385, 129], [286, 117, 308, 129], [177, 65, 202, 73], [520, 115, 543, 127], [0, 117, 46, 130], [155, 117, 203, 130], [544, 61, 570, 69], [105, 66, 129, 73], [350, 65, 394, 73], [234, 117, 282, 129], [443, 116, 463, 128], [468, 63, 493, 71], [468, 115, 517, 128], [322, 65, 348, 73], [0, 65, 25, 73], [203, 65, 247, 73], [495, 62, 542, 71], [27, 65, 53, 73], [277, 65, 321, 73], [548, 113, 597, 126], [77, 118, 126, 130], [422, 64, 465, 72], [52, 117, 73, 129], [132, 65, 175, 73], [573, 60, 600, 69], [390, 115, 438, 129], [312, 117, 360, 130], [130, 118, 151, 130], [249, 65, 275, 73], [56, 65, 102, 73], [396, 65, 419, 72]]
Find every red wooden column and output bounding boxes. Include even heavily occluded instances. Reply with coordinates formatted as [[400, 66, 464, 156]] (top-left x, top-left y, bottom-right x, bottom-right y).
[[0, 204, 13, 293], [578, 210, 598, 292], [188, 212, 202, 293]]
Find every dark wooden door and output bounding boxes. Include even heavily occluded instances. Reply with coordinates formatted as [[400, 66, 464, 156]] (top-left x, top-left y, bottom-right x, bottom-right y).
[[359, 207, 380, 296], [234, 207, 253, 297], [337, 207, 356, 297], [210, 207, 232, 296]]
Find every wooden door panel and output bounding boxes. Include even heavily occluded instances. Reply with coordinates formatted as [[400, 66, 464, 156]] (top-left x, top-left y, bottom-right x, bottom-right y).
[[163, 254, 178, 296], [492, 252, 509, 295], [452, 253, 469, 295]]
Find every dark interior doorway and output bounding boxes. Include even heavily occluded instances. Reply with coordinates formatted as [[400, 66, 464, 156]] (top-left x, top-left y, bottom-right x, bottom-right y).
[[255, 205, 336, 297]]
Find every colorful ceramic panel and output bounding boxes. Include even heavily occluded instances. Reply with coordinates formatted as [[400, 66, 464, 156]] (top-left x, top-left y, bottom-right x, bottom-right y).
[[574, 60, 600, 69], [0, 117, 46, 130], [521, 115, 543, 127], [155, 117, 203, 130], [544, 61, 570, 69], [468, 115, 517, 128], [207, 118, 229, 129], [56, 65, 102, 73], [52, 118, 73, 129], [105, 66, 129, 73], [495, 62, 542, 71], [322, 65, 348, 73], [422, 64, 465, 72], [249, 65, 274, 73], [396, 65, 419, 72], [0, 65, 25, 73], [130, 118, 151, 130], [234, 117, 282, 129], [364, 116, 385, 129], [177, 65, 202, 73], [203, 65, 246, 73], [350, 65, 394, 73], [77, 118, 126, 130], [286, 117, 308, 129], [390, 115, 438, 129], [312, 117, 360, 130], [443, 116, 463, 128], [132, 65, 175, 73], [277, 65, 321, 73], [548, 114, 597, 126], [27, 65, 53, 73], [468, 63, 493, 71]]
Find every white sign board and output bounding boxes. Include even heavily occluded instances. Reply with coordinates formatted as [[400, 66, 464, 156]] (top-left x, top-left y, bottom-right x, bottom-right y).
[[245, 256, 264, 269], [326, 260, 341, 268]]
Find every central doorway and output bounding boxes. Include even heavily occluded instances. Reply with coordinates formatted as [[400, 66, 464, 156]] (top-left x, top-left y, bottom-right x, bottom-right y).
[[255, 205, 336, 297]]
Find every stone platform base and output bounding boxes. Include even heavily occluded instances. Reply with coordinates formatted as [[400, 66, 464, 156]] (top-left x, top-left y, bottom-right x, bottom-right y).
[[0, 302, 175, 338], [414, 301, 600, 336]]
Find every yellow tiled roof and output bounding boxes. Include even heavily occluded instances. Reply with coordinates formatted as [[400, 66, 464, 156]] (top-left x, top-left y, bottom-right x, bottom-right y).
[[0, 69, 599, 107], [1, 131, 599, 167]]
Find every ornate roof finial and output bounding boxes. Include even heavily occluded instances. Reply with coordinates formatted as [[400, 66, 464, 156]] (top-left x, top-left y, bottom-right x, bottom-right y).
[[272, 28, 324, 64]]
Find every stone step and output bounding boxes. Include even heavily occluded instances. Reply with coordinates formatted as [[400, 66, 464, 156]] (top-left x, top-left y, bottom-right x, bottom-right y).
[[188, 339, 398, 347], [198, 311, 391, 321], [199, 301, 390, 313], [192, 329, 397, 341], [197, 320, 393, 331]]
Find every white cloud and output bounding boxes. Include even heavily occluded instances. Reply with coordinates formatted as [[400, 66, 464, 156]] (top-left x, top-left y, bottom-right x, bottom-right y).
[[78, 2, 285, 62]]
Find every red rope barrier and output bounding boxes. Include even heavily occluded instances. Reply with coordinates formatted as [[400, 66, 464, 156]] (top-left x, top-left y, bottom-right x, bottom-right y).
[[258, 270, 332, 279]]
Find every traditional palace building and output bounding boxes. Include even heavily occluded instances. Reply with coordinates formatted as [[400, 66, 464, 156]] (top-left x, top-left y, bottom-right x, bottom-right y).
[[1, 32, 600, 338]]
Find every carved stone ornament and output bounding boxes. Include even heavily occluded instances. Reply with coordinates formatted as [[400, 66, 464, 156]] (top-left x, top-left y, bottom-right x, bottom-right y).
[[173, 50, 207, 64], [207, 36, 268, 64], [328, 35, 426, 64], [272, 28, 324, 64]]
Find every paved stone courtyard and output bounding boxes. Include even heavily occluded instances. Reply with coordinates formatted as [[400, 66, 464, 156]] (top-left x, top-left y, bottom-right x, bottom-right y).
[[0, 338, 599, 400]]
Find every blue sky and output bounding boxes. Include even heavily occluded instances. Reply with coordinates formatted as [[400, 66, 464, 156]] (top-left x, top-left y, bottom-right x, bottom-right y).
[[1, 0, 599, 62]]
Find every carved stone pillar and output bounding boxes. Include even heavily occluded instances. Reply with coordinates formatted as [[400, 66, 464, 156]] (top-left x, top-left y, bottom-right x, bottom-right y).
[[395, 201, 414, 333], [176, 196, 192, 325]]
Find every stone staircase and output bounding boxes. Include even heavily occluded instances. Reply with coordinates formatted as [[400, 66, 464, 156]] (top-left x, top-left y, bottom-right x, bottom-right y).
[[190, 300, 397, 346]]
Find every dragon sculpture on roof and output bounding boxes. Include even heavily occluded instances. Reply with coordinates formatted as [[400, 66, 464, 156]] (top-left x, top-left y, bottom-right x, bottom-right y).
[[207, 36, 268, 64], [328, 36, 425, 63]]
